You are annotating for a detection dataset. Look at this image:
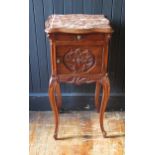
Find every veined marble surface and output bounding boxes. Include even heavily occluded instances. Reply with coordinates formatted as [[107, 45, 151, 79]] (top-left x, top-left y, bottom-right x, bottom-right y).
[[45, 14, 113, 34]]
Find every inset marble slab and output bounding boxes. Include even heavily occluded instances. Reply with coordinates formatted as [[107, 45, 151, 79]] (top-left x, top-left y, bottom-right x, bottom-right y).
[[45, 14, 113, 34]]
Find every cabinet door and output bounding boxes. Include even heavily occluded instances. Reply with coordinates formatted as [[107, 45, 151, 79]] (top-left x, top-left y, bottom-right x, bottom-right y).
[[56, 45, 104, 75]]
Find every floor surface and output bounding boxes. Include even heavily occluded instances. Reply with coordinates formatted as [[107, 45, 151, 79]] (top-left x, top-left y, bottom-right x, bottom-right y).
[[29, 111, 125, 155]]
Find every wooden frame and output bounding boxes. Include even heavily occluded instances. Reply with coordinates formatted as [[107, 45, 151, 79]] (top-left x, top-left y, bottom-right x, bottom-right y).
[[45, 15, 113, 140]]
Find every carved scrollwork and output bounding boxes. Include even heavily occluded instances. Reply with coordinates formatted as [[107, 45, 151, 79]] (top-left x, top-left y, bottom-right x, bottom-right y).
[[65, 77, 95, 85], [64, 48, 95, 73]]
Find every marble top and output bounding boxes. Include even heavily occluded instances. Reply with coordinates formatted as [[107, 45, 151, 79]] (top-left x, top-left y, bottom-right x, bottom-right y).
[[45, 14, 113, 34]]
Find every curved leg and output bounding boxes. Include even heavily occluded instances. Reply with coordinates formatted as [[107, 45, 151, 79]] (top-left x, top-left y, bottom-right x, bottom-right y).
[[55, 82, 62, 111], [95, 81, 101, 112], [99, 74, 110, 137], [48, 77, 59, 140]]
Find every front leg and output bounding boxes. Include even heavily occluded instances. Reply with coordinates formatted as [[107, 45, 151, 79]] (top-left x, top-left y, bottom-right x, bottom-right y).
[[95, 81, 101, 112], [55, 82, 62, 111], [99, 74, 110, 137], [48, 76, 59, 140]]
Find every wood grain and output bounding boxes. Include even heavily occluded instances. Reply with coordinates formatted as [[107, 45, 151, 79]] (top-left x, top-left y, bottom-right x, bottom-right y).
[[95, 81, 101, 112], [46, 14, 113, 139], [29, 111, 125, 155]]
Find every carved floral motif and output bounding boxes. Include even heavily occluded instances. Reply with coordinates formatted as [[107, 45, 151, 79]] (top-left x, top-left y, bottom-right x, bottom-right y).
[[64, 48, 95, 73], [61, 77, 94, 85]]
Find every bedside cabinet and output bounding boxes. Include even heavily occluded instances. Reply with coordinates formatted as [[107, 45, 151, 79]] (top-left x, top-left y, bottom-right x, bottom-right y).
[[45, 14, 113, 139]]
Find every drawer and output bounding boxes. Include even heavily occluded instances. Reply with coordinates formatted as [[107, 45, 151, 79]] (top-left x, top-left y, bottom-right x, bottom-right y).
[[56, 46, 104, 75], [54, 33, 105, 41]]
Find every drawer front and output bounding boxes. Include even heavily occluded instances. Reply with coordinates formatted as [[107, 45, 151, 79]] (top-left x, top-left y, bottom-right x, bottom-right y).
[[55, 33, 104, 41], [56, 46, 103, 75]]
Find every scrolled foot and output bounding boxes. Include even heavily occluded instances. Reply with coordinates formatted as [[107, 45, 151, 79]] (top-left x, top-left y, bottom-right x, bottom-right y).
[[54, 133, 58, 140], [100, 124, 107, 137], [102, 131, 107, 138]]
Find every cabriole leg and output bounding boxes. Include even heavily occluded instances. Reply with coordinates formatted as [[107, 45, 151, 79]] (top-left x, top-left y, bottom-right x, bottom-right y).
[[48, 77, 60, 140], [99, 74, 110, 137], [95, 81, 101, 112], [55, 82, 62, 111]]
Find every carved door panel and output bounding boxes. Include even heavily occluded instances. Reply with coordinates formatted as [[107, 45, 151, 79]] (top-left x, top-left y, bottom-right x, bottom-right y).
[[56, 46, 104, 75]]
